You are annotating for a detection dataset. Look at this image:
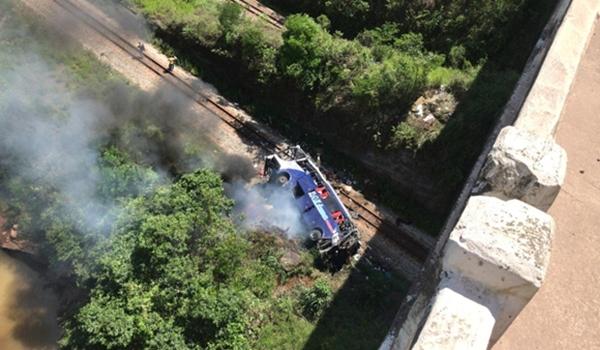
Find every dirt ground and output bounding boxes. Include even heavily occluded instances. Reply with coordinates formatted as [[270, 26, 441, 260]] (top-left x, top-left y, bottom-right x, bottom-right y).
[[0, 216, 29, 253], [493, 21, 600, 350]]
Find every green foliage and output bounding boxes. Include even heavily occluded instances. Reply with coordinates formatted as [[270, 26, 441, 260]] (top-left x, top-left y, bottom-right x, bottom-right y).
[[218, 2, 243, 32], [97, 147, 160, 201], [271, 0, 548, 67], [323, 0, 369, 20], [352, 52, 427, 111], [390, 0, 532, 61], [426, 65, 479, 92], [254, 296, 314, 349], [131, 0, 556, 217], [448, 45, 467, 68], [389, 121, 423, 151], [278, 14, 438, 130], [297, 278, 333, 321], [135, 0, 280, 81], [277, 15, 330, 91], [237, 26, 278, 82], [388, 117, 442, 152], [61, 170, 256, 349], [0, 15, 413, 348]]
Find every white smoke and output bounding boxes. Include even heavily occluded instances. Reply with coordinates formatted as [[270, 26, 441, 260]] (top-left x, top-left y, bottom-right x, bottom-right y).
[[0, 0, 306, 242], [91, 0, 152, 41], [226, 181, 308, 238], [0, 53, 122, 230]]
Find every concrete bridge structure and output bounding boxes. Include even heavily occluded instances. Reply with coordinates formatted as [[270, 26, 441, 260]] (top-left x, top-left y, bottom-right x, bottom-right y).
[[381, 0, 600, 348]]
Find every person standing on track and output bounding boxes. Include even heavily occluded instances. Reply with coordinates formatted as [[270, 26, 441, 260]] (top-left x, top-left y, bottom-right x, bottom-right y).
[[136, 41, 145, 59], [167, 56, 177, 73]]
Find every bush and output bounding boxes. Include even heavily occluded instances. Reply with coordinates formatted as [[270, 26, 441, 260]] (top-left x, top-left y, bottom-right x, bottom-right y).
[[238, 26, 278, 82], [389, 121, 421, 151], [448, 45, 467, 68], [278, 15, 440, 133], [297, 278, 333, 321], [388, 119, 441, 152], [219, 2, 243, 32], [426, 65, 479, 92]]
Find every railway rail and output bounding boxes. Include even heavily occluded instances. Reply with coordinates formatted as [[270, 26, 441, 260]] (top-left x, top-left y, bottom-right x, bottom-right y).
[[53, 0, 430, 268], [230, 0, 284, 29]]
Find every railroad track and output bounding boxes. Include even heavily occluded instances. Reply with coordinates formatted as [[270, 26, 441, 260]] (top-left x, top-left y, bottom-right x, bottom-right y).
[[53, 0, 429, 267], [230, 0, 284, 29]]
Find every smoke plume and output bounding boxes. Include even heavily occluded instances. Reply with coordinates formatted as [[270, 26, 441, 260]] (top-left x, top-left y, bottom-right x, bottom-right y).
[[210, 153, 308, 238], [0, 4, 306, 350], [0, 53, 120, 230], [0, 0, 308, 240], [226, 181, 307, 238]]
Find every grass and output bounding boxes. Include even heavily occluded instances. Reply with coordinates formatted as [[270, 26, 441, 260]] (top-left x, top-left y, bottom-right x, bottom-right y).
[[427, 65, 479, 92]]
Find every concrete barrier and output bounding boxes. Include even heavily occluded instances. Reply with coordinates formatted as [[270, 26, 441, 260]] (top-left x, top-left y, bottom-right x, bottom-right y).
[[381, 0, 600, 349], [482, 126, 567, 211]]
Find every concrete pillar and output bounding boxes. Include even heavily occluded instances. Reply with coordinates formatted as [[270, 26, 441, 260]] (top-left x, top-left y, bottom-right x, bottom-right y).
[[412, 276, 496, 350], [482, 126, 566, 211], [409, 196, 554, 349]]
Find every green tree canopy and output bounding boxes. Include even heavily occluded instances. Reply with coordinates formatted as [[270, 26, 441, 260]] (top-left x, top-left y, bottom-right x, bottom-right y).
[[60, 170, 267, 349]]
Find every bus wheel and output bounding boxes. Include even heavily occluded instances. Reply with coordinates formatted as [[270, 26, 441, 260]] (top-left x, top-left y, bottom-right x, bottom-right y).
[[309, 229, 322, 241], [276, 173, 290, 186]]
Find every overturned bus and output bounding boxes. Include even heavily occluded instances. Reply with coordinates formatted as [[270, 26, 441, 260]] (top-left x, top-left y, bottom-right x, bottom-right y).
[[263, 146, 360, 254]]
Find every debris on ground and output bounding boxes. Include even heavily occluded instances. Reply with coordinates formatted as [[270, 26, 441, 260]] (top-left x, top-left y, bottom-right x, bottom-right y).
[[408, 87, 458, 127]]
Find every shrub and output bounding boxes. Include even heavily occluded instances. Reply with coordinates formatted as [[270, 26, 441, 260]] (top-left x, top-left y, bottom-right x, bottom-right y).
[[297, 278, 333, 321], [448, 45, 467, 68], [426, 65, 479, 92], [388, 119, 441, 152], [219, 2, 243, 32], [238, 26, 278, 82]]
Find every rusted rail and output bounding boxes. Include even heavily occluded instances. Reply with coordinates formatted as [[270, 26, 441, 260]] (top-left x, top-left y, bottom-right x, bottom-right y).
[[230, 0, 284, 29]]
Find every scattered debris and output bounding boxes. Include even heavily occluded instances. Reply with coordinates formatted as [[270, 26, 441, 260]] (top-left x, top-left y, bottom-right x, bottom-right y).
[[408, 87, 458, 127]]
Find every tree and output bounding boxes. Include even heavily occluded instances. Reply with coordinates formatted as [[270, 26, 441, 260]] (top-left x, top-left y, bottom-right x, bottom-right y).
[[278, 14, 329, 91], [60, 170, 260, 349]]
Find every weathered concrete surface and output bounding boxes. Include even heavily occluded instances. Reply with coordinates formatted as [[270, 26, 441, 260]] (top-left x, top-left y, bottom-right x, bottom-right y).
[[483, 126, 566, 210], [494, 20, 600, 350], [444, 196, 554, 343], [387, 196, 554, 350], [515, 0, 600, 137], [412, 276, 496, 350]]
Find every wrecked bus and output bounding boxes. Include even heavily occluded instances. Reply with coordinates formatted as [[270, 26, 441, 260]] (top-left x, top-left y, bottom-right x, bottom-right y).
[[263, 146, 360, 254]]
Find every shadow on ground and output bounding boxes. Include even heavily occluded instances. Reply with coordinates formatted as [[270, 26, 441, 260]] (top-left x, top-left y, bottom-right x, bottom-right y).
[[304, 246, 411, 350]]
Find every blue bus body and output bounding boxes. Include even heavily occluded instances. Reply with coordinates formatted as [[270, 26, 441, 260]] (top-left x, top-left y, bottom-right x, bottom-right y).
[[264, 147, 360, 253]]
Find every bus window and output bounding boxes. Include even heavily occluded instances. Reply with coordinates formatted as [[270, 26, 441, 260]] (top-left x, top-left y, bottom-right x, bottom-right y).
[[294, 183, 305, 198]]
